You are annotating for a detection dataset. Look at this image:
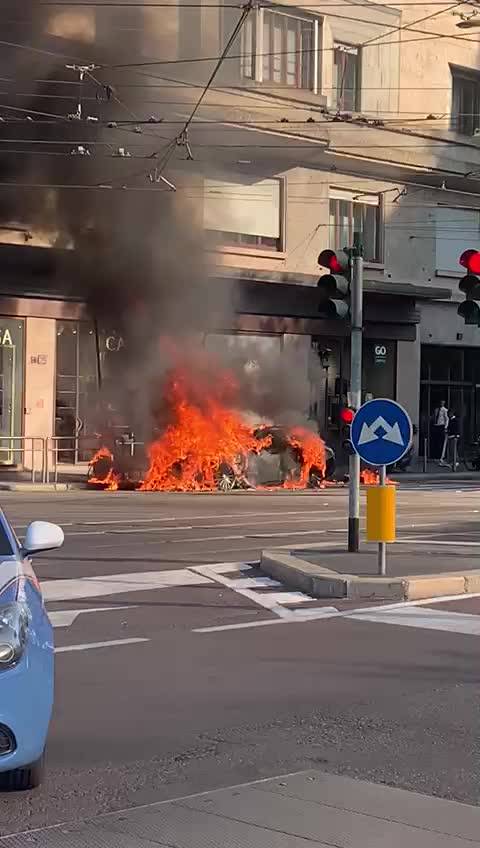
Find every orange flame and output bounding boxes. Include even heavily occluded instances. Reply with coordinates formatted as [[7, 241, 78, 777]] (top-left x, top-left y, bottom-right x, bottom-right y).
[[140, 370, 272, 492], [360, 468, 397, 486], [90, 356, 329, 493], [282, 427, 326, 489], [140, 364, 327, 492], [88, 446, 120, 491], [360, 468, 379, 486]]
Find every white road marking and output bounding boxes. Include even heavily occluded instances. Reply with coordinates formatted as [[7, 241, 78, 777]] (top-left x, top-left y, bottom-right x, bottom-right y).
[[250, 591, 315, 607], [41, 568, 212, 602], [55, 638, 149, 653], [194, 606, 341, 633], [397, 538, 480, 547], [193, 566, 480, 634], [192, 563, 294, 620], [204, 562, 255, 574], [246, 530, 327, 539], [48, 605, 133, 628], [227, 576, 282, 589], [104, 517, 340, 535], [348, 606, 480, 636], [68, 509, 343, 531]]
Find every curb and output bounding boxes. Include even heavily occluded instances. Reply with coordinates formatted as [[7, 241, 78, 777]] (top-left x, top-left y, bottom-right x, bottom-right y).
[[260, 546, 480, 602], [0, 482, 86, 492]]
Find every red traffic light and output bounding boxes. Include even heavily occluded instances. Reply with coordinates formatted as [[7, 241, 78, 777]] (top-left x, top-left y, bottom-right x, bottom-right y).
[[318, 249, 345, 274], [340, 407, 355, 425], [459, 249, 480, 274]]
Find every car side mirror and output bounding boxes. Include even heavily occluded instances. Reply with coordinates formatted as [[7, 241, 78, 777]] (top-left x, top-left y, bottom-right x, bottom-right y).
[[23, 521, 64, 555]]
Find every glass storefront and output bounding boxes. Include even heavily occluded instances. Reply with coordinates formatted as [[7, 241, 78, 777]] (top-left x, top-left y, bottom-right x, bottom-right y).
[[0, 320, 24, 465], [420, 345, 480, 453], [55, 321, 98, 462]]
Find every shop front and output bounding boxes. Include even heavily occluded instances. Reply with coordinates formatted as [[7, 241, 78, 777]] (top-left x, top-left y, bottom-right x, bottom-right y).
[[420, 345, 480, 451], [0, 319, 24, 465]]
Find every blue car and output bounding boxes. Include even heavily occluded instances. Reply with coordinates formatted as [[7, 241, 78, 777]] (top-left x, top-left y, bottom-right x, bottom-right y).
[[0, 514, 63, 790]]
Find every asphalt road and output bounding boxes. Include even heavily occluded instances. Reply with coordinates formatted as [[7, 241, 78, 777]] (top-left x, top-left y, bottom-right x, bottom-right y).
[[2, 484, 480, 837]]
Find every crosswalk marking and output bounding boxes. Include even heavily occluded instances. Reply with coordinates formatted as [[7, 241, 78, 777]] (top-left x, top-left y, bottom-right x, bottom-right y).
[[348, 606, 480, 635], [49, 605, 133, 628], [41, 568, 212, 602], [55, 638, 149, 654], [191, 562, 318, 620]]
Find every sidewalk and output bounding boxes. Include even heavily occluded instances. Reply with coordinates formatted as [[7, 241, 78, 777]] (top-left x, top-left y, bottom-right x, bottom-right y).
[[3, 770, 480, 846]]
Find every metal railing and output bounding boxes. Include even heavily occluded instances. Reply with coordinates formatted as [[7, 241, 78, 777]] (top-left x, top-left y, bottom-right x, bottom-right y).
[[0, 437, 47, 483], [46, 435, 146, 484], [46, 436, 100, 485]]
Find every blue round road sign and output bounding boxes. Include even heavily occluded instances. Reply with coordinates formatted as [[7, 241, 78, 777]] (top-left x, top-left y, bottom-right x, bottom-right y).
[[351, 398, 412, 467]]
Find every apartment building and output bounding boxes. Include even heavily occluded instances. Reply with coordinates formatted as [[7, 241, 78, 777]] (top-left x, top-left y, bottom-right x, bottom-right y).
[[1, 0, 480, 466]]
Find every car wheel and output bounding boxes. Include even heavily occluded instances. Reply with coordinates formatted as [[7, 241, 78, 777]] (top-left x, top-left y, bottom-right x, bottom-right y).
[[0, 756, 44, 791], [214, 464, 236, 492]]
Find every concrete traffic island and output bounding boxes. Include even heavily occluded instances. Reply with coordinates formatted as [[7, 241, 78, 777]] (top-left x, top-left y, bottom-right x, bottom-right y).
[[260, 543, 480, 601]]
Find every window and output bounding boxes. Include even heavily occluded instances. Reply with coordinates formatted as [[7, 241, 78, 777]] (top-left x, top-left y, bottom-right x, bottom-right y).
[[435, 207, 480, 275], [451, 66, 480, 136], [56, 322, 98, 462], [204, 177, 283, 251], [329, 190, 381, 263], [333, 43, 359, 111], [241, 7, 319, 92]]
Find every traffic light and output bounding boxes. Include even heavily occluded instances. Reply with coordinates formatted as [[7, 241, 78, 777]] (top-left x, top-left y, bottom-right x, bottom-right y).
[[317, 249, 350, 319], [340, 407, 355, 426], [340, 407, 355, 455], [458, 249, 480, 325]]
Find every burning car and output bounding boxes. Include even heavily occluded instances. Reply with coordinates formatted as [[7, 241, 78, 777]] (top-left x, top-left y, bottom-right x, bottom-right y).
[[89, 424, 335, 492], [88, 361, 335, 492], [215, 424, 336, 491]]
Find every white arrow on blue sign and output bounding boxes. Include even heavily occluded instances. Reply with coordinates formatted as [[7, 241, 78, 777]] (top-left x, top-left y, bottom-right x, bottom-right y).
[[351, 398, 412, 466]]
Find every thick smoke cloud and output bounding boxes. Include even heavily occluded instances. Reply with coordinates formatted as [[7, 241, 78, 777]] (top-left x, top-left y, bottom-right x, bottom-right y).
[[0, 3, 313, 441], [0, 4, 238, 434]]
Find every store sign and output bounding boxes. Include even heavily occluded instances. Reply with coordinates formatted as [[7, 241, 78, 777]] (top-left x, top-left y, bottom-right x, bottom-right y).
[[105, 334, 125, 352], [0, 329, 13, 347], [374, 344, 387, 366]]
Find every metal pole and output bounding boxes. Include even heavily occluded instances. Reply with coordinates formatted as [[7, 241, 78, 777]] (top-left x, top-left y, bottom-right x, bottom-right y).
[[378, 464, 387, 575], [348, 251, 363, 552], [453, 436, 458, 472], [423, 437, 428, 473], [324, 367, 329, 435]]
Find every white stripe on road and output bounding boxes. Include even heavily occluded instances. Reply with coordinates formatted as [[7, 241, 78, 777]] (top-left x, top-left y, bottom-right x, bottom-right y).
[[192, 563, 294, 620], [49, 605, 134, 628], [41, 568, 212, 602], [348, 606, 480, 635], [194, 576, 480, 634], [75, 509, 336, 527], [226, 576, 282, 589], [246, 530, 327, 539], [397, 538, 480, 547], [55, 638, 149, 653], [194, 607, 341, 633]]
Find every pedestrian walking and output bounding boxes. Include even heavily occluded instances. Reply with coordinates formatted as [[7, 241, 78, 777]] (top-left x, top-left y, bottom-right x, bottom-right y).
[[431, 400, 449, 460], [440, 410, 460, 467]]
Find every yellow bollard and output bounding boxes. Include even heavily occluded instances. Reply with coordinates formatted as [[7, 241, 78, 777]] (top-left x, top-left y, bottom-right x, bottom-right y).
[[366, 485, 396, 543]]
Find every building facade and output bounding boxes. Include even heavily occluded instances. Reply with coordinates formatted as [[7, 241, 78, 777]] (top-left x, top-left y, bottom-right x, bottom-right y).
[[2, 0, 480, 468]]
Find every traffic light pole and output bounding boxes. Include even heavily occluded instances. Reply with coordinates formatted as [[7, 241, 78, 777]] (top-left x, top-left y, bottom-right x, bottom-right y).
[[348, 250, 363, 552]]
